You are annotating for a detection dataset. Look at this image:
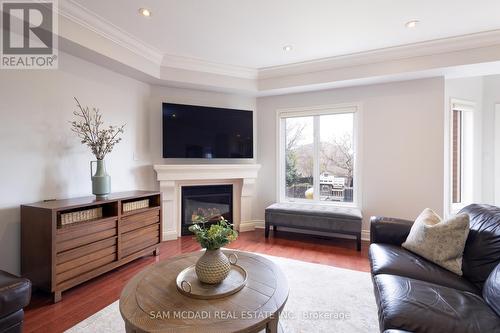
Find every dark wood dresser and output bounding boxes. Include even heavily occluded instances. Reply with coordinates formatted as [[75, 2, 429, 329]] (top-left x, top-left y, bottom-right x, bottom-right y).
[[21, 191, 162, 302]]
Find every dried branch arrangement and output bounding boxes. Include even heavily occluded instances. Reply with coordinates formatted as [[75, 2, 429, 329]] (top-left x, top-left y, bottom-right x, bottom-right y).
[[70, 97, 125, 160]]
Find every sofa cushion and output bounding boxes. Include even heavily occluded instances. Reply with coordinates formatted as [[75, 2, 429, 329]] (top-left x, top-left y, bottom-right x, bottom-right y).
[[483, 263, 500, 317], [0, 309, 24, 333], [460, 204, 500, 289], [373, 274, 500, 333], [402, 208, 469, 275], [369, 244, 479, 294], [0, 271, 31, 318]]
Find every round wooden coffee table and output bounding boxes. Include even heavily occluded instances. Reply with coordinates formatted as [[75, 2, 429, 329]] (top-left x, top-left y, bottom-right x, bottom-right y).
[[120, 250, 289, 333]]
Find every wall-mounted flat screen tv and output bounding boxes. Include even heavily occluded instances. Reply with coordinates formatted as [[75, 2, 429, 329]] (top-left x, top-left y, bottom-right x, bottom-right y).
[[162, 103, 254, 158]]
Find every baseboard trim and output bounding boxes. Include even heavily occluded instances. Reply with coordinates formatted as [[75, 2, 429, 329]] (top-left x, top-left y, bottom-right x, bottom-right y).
[[162, 230, 178, 241], [238, 220, 265, 232], [239, 221, 256, 232], [253, 220, 265, 229], [165, 222, 370, 241]]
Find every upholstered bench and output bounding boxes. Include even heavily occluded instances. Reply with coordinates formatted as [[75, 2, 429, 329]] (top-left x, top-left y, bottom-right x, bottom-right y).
[[265, 203, 363, 251]]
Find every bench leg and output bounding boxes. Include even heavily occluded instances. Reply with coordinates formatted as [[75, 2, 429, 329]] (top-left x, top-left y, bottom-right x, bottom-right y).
[[265, 224, 270, 238], [273, 225, 277, 233], [356, 233, 361, 251]]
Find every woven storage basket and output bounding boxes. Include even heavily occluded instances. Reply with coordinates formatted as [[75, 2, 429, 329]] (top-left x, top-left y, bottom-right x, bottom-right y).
[[60, 207, 103, 226], [123, 199, 149, 212]]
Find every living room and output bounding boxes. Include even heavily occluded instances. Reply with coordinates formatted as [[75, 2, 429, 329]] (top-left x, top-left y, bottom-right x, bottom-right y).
[[1, 1, 500, 332]]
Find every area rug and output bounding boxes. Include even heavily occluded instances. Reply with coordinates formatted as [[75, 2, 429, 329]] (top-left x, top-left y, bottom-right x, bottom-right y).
[[66, 254, 378, 333]]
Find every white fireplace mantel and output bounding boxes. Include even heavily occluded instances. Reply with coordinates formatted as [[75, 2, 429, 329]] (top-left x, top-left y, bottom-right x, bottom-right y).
[[154, 164, 261, 240]]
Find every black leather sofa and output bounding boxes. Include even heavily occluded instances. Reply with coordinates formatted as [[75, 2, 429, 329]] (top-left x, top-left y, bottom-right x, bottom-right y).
[[369, 204, 500, 333], [0, 271, 31, 333]]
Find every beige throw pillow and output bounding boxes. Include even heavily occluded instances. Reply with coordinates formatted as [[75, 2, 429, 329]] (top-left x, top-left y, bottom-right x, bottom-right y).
[[402, 208, 470, 275]]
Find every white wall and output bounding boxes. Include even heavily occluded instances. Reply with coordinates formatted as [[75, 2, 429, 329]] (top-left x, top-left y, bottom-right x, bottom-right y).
[[0, 50, 456, 273], [482, 75, 500, 204], [496, 104, 500, 206], [444, 77, 484, 213], [0, 54, 259, 275], [0, 52, 154, 275], [256, 78, 445, 234]]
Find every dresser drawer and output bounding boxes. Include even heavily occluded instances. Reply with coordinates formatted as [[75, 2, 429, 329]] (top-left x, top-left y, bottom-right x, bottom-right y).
[[121, 224, 160, 258], [56, 243, 116, 275], [55, 235, 118, 285], [55, 252, 116, 284], [121, 208, 160, 234], [56, 219, 117, 253], [56, 237, 117, 266], [56, 217, 117, 241]]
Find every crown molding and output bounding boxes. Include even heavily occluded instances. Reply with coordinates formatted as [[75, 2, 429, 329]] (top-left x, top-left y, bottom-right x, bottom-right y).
[[58, 0, 163, 65], [258, 29, 500, 79], [161, 54, 258, 80], [52, 2, 500, 95], [58, 0, 257, 79]]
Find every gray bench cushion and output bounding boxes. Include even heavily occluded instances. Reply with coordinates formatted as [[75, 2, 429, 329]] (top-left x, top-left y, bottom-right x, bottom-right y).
[[265, 203, 362, 234], [266, 203, 362, 220]]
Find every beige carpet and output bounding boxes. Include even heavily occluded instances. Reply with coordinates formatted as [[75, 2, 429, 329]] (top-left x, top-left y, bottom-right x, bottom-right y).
[[66, 254, 378, 333]]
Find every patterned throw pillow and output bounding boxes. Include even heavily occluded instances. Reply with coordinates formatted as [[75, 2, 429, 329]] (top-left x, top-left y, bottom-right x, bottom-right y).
[[402, 208, 470, 275]]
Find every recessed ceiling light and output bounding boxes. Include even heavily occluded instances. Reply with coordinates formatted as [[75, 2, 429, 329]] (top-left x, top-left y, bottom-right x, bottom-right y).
[[283, 45, 293, 52], [405, 20, 419, 28], [139, 8, 152, 17]]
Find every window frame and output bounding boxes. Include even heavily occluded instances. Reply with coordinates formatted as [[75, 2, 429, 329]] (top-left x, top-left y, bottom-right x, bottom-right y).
[[276, 103, 362, 208], [495, 104, 500, 206], [448, 98, 475, 214]]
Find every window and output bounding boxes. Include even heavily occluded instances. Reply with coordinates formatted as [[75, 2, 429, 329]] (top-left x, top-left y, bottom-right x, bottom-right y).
[[450, 100, 474, 212], [451, 110, 462, 203], [279, 105, 359, 206]]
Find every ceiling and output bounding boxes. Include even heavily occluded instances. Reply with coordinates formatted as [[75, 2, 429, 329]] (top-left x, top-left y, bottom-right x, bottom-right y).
[[70, 0, 500, 69]]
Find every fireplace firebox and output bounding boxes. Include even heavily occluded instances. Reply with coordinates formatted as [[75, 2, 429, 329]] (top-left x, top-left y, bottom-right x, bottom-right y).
[[181, 185, 233, 235]]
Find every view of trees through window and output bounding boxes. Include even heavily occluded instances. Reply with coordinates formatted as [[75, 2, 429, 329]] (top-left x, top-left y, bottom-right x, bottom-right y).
[[285, 117, 314, 200], [284, 113, 355, 203]]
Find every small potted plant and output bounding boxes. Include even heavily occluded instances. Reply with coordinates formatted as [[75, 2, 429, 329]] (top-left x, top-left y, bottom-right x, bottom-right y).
[[188, 216, 238, 284]]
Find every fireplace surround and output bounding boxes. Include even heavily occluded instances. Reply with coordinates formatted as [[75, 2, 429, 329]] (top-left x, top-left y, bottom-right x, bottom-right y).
[[154, 164, 261, 240]]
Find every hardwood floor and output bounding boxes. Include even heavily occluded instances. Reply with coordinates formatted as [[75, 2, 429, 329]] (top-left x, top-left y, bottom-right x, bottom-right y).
[[23, 229, 369, 333]]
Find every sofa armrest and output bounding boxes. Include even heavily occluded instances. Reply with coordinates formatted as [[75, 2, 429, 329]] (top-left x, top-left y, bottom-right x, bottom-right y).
[[370, 216, 414, 245], [0, 271, 31, 318]]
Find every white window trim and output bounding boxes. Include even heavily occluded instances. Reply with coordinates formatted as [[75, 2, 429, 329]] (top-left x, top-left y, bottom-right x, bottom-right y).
[[275, 103, 363, 208], [447, 98, 475, 215], [495, 104, 500, 206]]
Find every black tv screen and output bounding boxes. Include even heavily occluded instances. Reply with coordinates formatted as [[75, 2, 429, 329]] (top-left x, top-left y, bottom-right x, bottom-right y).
[[162, 103, 254, 158]]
